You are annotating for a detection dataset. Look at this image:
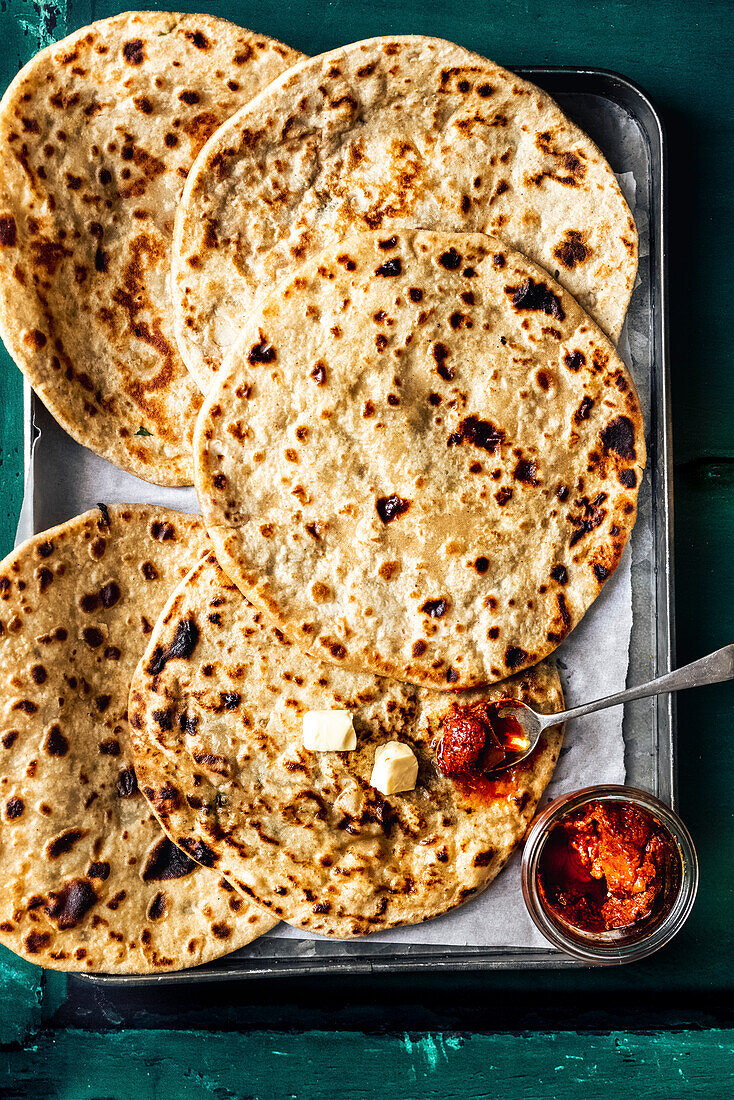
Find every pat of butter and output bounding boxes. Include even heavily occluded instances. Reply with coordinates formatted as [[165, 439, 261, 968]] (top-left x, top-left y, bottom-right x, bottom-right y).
[[302, 710, 356, 752], [370, 741, 418, 796]]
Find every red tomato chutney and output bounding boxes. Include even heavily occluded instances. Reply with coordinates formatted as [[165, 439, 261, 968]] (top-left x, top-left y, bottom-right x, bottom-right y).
[[537, 800, 679, 933], [437, 699, 531, 778]]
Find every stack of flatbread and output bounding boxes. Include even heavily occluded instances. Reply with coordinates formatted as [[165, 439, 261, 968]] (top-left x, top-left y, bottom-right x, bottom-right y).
[[0, 17, 645, 970]]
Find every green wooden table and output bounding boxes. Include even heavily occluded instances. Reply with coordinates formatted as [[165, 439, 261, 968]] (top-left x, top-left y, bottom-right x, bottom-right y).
[[1, 0, 732, 1095]]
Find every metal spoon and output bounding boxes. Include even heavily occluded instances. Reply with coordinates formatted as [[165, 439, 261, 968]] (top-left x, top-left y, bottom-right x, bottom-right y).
[[492, 643, 734, 772]]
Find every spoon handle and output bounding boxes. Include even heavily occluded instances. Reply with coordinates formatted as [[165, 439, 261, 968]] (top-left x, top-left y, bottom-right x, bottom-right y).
[[547, 643, 734, 728]]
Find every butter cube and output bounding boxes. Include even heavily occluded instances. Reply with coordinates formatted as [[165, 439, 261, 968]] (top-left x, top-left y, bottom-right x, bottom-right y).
[[370, 741, 419, 795], [303, 710, 356, 752]]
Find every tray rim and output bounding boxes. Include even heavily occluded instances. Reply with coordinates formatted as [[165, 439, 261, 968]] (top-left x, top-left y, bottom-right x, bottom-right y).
[[18, 64, 671, 982]]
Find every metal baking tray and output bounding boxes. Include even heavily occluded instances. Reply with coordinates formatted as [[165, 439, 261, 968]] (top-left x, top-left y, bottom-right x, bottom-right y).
[[20, 67, 671, 979]]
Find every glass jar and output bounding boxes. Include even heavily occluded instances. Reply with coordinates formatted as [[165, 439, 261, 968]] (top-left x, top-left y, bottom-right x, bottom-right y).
[[521, 785, 698, 965]]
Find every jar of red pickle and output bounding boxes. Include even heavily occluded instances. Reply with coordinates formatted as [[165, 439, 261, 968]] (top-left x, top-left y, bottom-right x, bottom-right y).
[[521, 785, 698, 964]]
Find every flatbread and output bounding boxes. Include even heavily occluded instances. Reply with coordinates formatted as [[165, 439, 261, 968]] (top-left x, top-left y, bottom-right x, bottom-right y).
[[0, 13, 302, 484], [194, 230, 645, 690], [172, 35, 637, 389], [128, 553, 564, 937], [0, 506, 276, 973]]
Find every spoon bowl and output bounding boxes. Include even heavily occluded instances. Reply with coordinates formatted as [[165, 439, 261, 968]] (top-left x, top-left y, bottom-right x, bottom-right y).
[[484, 643, 734, 774], [489, 700, 546, 771]]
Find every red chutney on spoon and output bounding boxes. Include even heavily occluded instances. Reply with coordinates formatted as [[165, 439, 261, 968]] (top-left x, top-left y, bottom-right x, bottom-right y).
[[436, 699, 530, 778], [537, 800, 678, 933]]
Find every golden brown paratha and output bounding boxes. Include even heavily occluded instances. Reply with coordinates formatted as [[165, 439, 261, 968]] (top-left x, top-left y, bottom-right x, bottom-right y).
[[129, 553, 564, 937], [194, 230, 645, 690], [0, 12, 302, 484], [172, 35, 637, 389], [0, 507, 276, 972]]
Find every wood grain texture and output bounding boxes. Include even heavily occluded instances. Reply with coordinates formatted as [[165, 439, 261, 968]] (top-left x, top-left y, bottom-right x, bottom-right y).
[[0, 0, 732, 1091], [2, 1027, 734, 1096]]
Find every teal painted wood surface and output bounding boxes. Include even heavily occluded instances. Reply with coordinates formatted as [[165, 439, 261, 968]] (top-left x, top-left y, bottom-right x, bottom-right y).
[[0, 0, 732, 1093], [2, 1027, 734, 1098]]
